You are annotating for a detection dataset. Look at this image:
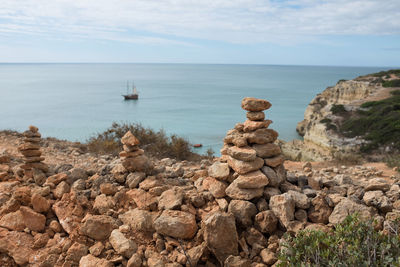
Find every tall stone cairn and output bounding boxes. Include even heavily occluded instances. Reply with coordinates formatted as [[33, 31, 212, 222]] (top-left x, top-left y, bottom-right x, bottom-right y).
[[18, 126, 49, 174], [120, 131, 153, 173], [220, 97, 286, 200]]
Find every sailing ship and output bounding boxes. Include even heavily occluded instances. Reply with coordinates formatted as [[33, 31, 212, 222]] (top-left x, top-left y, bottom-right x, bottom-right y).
[[123, 81, 139, 100]]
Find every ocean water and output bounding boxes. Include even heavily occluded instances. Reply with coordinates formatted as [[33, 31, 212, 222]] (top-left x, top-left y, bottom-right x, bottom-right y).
[[0, 63, 389, 155]]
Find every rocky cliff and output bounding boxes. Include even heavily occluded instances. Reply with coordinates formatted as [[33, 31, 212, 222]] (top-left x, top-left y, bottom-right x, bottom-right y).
[[284, 71, 398, 161]]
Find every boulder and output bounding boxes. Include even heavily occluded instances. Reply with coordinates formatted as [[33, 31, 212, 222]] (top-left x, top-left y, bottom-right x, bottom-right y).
[[202, 177, 228, 198], [31, 193, 50, 213], [208, 161, 230, 180], [20, 206, 46, 232], [308, 195, 332, 224], [235, 170, 269, 189], [264, 155, 284, 168], [79, 254, 113, 267], [126, 189, 158, 211], [241, 97, 271, 112], [246, 111, 265, 121], [363, 191, 392, 213], [365, 178, 390, 192], [110, 229, 137, 258], [252, 143, 281, 158], [225, 179, 264, 200], [227, 146, 257, 162], [154, 210, 197, 239], [81, 215, 118, 240], [243, 120, 272, 132], [203, 212, 238, 264], [228, 200, 258, 227], [287, 190, 310, 209], [0, 210, 25, 231], [269, 193, 295, 228], [121, 131, 140, 146], [122, 155, 153, 173], [261, 166, 285, 187], [224, 255, 252, 267], [227, 156, 264, 175], [119, 208, 156, 232], [158, 188, 183, 210], [260, 249, 277, 265], [245, 128, 278, 145], [329, 198, 375, 224], [0, 229, 34, 265], [254, 210, 278, 234]]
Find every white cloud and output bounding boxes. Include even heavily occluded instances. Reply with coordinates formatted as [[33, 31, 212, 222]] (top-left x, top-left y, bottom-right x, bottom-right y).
[[0, 0, 399, 45]]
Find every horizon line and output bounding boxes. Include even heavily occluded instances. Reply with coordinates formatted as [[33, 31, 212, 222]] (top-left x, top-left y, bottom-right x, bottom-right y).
[[0, 62, 399, 69]]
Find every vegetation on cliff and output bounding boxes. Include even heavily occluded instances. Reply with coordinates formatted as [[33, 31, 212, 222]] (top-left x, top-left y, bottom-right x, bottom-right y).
[[340, 90, 400, 152], [87, 122, 199, 160], [279, 214, 400, 266]]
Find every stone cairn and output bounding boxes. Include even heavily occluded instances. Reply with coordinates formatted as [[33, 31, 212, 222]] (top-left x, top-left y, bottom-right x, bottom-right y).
[[119, 131, 153, 173], [220, 97, 286, 199], [18, 126, 48, 180]]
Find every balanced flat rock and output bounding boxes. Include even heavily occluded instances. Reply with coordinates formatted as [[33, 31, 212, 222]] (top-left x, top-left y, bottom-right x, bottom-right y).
[[227, 156, 264, 175], [243, 119, 272, 132], [227, 146, 257, 162], [252, 143, 281, 158], [246, 111, 265, 121], [241, 97, 272, 112]]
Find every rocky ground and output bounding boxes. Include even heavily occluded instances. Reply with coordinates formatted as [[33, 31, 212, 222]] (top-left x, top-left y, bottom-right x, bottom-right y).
[[0, 98, 399, 267]]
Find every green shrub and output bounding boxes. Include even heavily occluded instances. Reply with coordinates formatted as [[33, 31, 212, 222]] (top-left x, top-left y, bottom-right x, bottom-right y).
[[371, 69, 400, 78], [337, 79, 347, 84], [340, 90, 400, 152], [382, 79, 400, 88], [320, 118, 332, 124], [279, 214, 400, 267], [86, 122, 200, 161], [330, 104, 346, 115]]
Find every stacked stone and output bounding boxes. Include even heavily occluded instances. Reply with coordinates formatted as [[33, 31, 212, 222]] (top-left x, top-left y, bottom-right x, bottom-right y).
[[220, 97, 286, 201], [18, 126, 48, 174], [120, 131, 153, 173]]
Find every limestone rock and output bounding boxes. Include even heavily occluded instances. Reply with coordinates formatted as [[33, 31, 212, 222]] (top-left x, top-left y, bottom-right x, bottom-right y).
[[365, 178, 390, 192], [252, 143, 281, 158], [208, 161, 230, 180], [264, 155, 284, 168], [31, 193, 50, 213], [329, 198, 375, 224], [241, 97, 272, 112], [235, 170, 269, 189], [245, 128, 278, 145], [243, 119, 272, 132], [0, 229, 34, 265], [202, 177, 228, 198], [158, 188, 183, 210], [227, 146, 257, 162], [122, 155, 153, 173], [287, 190, 310, 209], [20, 206, 46, 232], [227, 156, 264, 175], [119, 208, 156, 232], [261, 166, 285, 187], [81, 215, 118, 240], [269, 193, 295, 228], [225, 179, 264, 200], [110, 229, 137, 258], [154, 210, 197, 239], [224, 255, 252, 267], [79, 254, 113, 267], [203, 212, 238, 264], [308, 195, 332, 224], [0, 210, 25, 231], [246, 111, 265, 121], [228, 200, 258, 227], [260, 249, 277, 265], [254, 210, 278, 234], [121, 131, 140, 146]]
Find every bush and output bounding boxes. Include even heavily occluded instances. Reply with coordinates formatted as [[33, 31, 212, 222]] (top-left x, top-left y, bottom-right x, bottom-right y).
[[330, 104, 346, 115], [340, 90, 400, 152], [371, 69, 400, 78], [382, 79, 400, 88], [279, 214, 400, 266], [86, 122, 200, 161]]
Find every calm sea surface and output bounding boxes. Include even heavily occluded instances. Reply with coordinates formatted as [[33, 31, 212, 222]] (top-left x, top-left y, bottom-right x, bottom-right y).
[[0, 64, 390, 155]]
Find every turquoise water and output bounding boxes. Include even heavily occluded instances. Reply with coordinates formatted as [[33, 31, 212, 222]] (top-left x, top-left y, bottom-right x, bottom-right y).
[[0, 63, 389, 155]]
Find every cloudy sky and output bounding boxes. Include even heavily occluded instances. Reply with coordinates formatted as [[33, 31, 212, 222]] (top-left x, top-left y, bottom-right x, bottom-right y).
[[1, 0, 399, 66]]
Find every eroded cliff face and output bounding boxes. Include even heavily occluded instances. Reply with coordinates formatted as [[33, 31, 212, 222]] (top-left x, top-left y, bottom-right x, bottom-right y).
[[283, 79, 384, 161]]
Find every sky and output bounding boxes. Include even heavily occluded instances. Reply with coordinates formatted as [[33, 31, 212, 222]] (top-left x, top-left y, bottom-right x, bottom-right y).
[[0, 0, 399, 66]]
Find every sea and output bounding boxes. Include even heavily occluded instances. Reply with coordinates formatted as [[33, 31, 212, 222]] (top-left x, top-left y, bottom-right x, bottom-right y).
[[0, 63, 391, 155]]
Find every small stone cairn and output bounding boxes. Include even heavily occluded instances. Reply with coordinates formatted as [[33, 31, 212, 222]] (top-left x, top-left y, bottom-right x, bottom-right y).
[[219, 97, 286, 200], [18, 126, 48, 176], [119, 131, 153, 173]]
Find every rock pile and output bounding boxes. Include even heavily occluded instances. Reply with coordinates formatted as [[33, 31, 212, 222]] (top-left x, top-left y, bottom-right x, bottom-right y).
[[18, 126, 48, 177], [119, 131, 153, 174], [0, 100, 399, 267]]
